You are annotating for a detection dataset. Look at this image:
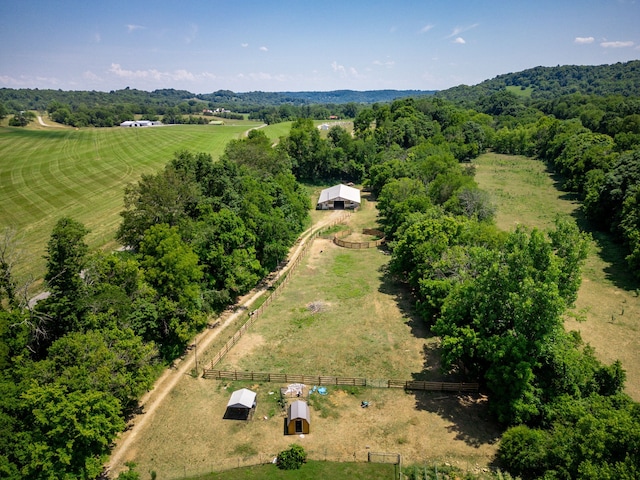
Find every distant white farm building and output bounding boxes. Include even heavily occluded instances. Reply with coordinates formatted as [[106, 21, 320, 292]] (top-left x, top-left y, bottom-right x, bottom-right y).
[[316, 184, 361, 210], [119, 120, 161, 127]]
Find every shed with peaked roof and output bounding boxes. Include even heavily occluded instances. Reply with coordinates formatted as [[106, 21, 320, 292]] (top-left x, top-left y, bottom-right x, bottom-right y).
[[224, 388, 257, 420], [286, 400, 310, 435], [316, 184, 360, 210]]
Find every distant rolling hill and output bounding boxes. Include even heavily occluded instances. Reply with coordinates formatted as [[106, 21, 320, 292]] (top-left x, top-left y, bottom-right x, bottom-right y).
[[0, 87, 437, 112], [436, 60, 640, 103]]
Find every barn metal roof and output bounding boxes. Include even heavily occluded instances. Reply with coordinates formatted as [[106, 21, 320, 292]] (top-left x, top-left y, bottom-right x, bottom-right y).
[[227, 388, 256, 409], [317, 184, 361, 204]]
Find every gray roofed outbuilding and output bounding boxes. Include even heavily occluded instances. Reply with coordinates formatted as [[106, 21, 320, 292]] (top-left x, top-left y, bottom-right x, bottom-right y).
[[286, 400, 310, 435], [224, 388, 257, 420]]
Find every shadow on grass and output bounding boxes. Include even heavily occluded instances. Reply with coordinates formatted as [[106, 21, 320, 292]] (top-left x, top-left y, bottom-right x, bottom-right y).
[[377, 260, 502, 448], [545, 163, 640, 292], [376, 262, 430, 341], [412, 391, 502, 448]]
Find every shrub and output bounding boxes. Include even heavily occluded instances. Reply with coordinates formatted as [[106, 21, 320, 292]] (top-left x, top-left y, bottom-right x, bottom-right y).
[[276, 444, 307, 470]]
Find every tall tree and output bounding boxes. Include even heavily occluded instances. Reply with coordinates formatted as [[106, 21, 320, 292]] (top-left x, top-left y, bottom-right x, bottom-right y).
[[37, 218, 89, 347], [20, 382, 124, 480], [117, 165, 201, 249], [433, 223, 589, 424]]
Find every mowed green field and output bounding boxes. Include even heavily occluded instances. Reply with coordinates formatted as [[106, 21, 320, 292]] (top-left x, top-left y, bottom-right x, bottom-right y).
[[0, 121, 285, 286]]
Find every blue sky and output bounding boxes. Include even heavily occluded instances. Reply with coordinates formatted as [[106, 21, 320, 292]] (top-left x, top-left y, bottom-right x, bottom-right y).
[[1, 0, 639, 93]]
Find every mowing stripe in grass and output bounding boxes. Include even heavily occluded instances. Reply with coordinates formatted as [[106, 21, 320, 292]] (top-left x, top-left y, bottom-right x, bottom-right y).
[[0, 124, 262, 283]]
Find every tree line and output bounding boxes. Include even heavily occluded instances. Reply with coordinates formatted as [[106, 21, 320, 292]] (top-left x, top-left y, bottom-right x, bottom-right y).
[[0, 87, 435, 128], [485, 91, 640, 279]]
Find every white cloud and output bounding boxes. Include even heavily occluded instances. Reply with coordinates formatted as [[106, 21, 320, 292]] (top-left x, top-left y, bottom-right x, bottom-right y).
[[0, 75, 21, 86], [574, 36, 595, 44], [126, 24, 145, 33], [108, 63, 215, 83], [420, 24, 434, 34], [93, 33, 101, 43], [453, 37, 466, 44], [330, 61, 360, 78], [373, 59, 395, 67], [600, 40, 634, 48], [0, 74, 61, 88], [82, 71, 100, 81], [237, 72, 288, 82], [331, 61, 347, 76], [241, 43, 249, 47], [446, 23, 479, 38], [259, 46, 268, 51]]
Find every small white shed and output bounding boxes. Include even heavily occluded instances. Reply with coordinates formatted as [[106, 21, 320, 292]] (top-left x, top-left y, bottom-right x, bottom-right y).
[[224, 388, 257, 420]]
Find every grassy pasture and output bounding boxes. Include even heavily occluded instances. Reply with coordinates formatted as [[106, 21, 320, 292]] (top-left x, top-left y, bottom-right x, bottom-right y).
[[113, 199, 500, 478], [474, 152, 640, 400], [0, 120, 274, 285], [505, 85, 533, 98]]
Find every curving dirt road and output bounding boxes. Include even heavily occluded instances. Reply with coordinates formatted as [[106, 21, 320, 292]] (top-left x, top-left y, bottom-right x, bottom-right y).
[[106, 209, 344, 476]]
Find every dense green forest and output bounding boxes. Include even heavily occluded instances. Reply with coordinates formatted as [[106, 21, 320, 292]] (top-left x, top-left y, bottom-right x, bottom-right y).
[[437, 60, 640, 104], [2, 60, 640, 479]]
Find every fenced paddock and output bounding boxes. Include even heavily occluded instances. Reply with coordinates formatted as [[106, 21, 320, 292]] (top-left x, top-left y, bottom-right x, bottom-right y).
[[202, 369, 479, 393], [201, 212, 351, 373], [333, 228, 386, 249]]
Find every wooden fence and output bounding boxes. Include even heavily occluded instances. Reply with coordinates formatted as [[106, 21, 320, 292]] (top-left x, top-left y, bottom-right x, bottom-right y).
[[202, 369, 479, 393], [368, 452, 401, 465], [333, 228, 386, 249], [202, 212, 351, 373]]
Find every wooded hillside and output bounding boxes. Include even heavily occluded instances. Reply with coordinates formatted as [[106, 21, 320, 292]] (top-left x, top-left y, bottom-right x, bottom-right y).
[[437, 60, 640, 103]]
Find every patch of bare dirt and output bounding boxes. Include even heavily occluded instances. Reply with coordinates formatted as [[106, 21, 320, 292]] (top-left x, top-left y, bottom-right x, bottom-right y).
[[306, 237, 336, 270], [223, 333, 266, 365], [307, 300, 330, 313]]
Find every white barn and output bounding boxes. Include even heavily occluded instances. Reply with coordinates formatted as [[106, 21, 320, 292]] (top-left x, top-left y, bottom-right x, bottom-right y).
[[119, 120, 161, 127], [316, 184, 361, 210]]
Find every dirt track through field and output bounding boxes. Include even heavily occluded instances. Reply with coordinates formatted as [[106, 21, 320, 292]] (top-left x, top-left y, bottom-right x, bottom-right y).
[[106, 210, 343, 475]]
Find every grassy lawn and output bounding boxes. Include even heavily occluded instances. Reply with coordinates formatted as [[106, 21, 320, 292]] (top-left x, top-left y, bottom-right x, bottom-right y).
[[0, 121, 262, 285], [184, 460, 396, 479], [474, 152, 640, 400]]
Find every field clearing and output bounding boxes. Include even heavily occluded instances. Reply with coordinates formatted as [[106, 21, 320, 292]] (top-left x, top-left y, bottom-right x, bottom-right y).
[[0, 120, 266, 285], [114, 199, 500, 479], [474, 152, 640, 400], [218, 196, 423, 379]]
